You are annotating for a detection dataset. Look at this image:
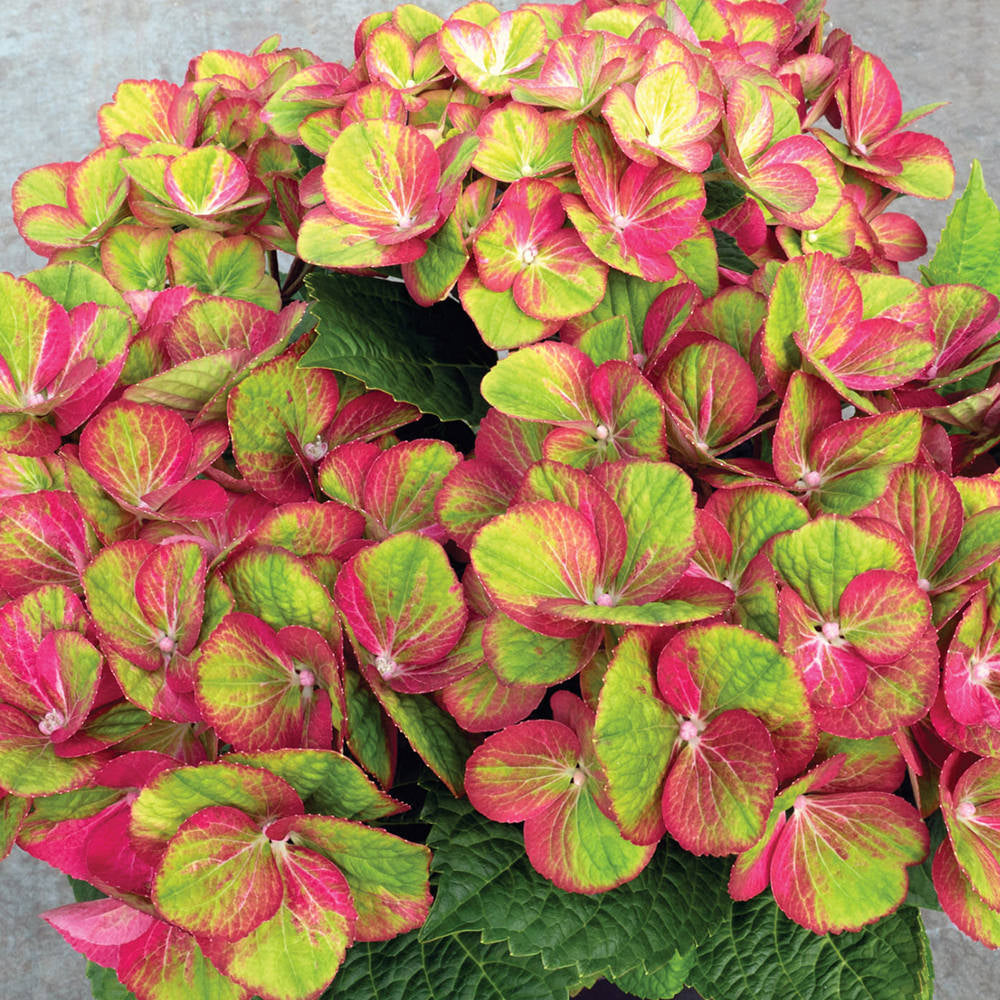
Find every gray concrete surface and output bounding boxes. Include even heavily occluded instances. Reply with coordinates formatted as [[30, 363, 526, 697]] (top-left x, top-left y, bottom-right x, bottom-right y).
[[1, 1, 999, 998]]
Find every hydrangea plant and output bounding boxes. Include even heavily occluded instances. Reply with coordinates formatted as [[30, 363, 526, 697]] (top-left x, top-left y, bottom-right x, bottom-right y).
[[1, 1, 1000, 999]]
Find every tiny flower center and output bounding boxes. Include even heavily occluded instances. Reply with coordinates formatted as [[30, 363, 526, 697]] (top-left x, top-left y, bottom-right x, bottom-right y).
[[571, 767, 587, 787], [594, 423, 610, 441], [679, 720, 700, 742], [956, 800, 977, 820], [158, 634, 176, 655], [374, 652, 400, 679], [821, 621, 841, 642], [973, 660, 993, 684], [611, 212, 629, 230], [298, 669, 316, 688], [520, 245, 539, 265], [793, 794, 809, 812], [802, 470, 822, 489], [38, 708, 65, 737], [917, 577, 931, 592], [302, 435, 328, 462], [593, 587, 615, 607]]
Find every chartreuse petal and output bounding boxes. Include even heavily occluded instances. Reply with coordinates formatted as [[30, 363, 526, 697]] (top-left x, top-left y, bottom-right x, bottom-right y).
[[933, 838, 1000, 949], [223, 546, 338, 637], [282, 813, 431, 941], [523, 780, 655, 893], [593, 629, 676, 845], [942, 755, 1000, 909], [0, 704, 103, 795], [365, 673, 470, 795], [770, 790, 928, 933], [660, 624, 815, 782], [225, 749, 404, 823], [336, 532, 466, 672], [152, 804, 283, 941], [662, 709, 777, 856], [130, 761, 303, 863], [200, 845, 355, 999], [483, 614, 596, 686], [0, 793, 29, 861], [770, 516, 909, 620], [344, 667, 396, 789]]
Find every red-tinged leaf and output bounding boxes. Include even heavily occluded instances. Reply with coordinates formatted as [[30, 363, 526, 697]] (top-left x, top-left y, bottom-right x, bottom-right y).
[[157, 796, 281, 956], [472, 177, 563, 290], [662, 708, 777, 856], [199, 843, 355, 1000], [862, 463, 963, 583], [252, 500, 365, 561], [769, 789, 928, 933], [164, 147, 250, 216], [473, 101, 572, 182], [943, 592, 1000, 728], [813, 627, 939, 739], [129, 761, 304, 865], [812, 317, 934, 390], [0, 583, 88, 709], [98, 79, 194, 148], [933, 838, 1000, 949], [439, 658, 545, 733], [42, 897, 158, 970], [811, 733, 907, 795], [838, 569, 931, 663], [771, 372, 843, 486], [729, 811, 787, 901], [28, 630, 103, 743], [0, 412, 61, 456], [942, 754, 1000, 910], [318, 441, 380, 509], [924, 283, 1000, 383], [196, 613, 332, 752], [483, 611, 600, 688], [658, 624, 816, 783], [593, 460, 695, 604], [0, 702, 104, 795], [438, 8, 547, 95], [273, 813, 431, 941], [327, 390, 420, 448], [322, 120, 441, 240], [747, 135, 843, 230], [516, 228, 607, 323], [0, 273, 72, 411], [134, 540, 206, 658], [363, 439, 461, 538], [471, 499, 602, 638], [0, 490, 96, 598], [870, 211, 927, 262], [335, 532, 466, 687], [764, 253, 861, 392], [843, 50, 901, 151]]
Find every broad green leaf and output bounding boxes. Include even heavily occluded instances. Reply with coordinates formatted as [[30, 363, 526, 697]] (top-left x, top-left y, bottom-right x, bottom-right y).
[[609, 948, 694, 1000], [483, 615, 595, 686], [302, 271, 493, 427], [421, 786, 729, 980], [327, 927, 580, 1000], [689, 896, 933, 1000], [923, 160, 1000, 295]]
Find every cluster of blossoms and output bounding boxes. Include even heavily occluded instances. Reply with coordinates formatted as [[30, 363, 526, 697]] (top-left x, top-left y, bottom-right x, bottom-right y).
[[2, 1, 1000, 999]]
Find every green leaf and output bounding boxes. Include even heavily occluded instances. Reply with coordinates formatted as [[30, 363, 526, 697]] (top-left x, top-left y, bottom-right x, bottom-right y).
[[325, 927, 580, 1000], [922, 160, 1000, 295], [688, 897, 934, 1000], [419, 786, 729, 980], [86, 961, 136, 1000], [608, 948, 694, 999], [704, 180, 746, 220], [302, 271, 494, 427], [712, 228, 757, 276]]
